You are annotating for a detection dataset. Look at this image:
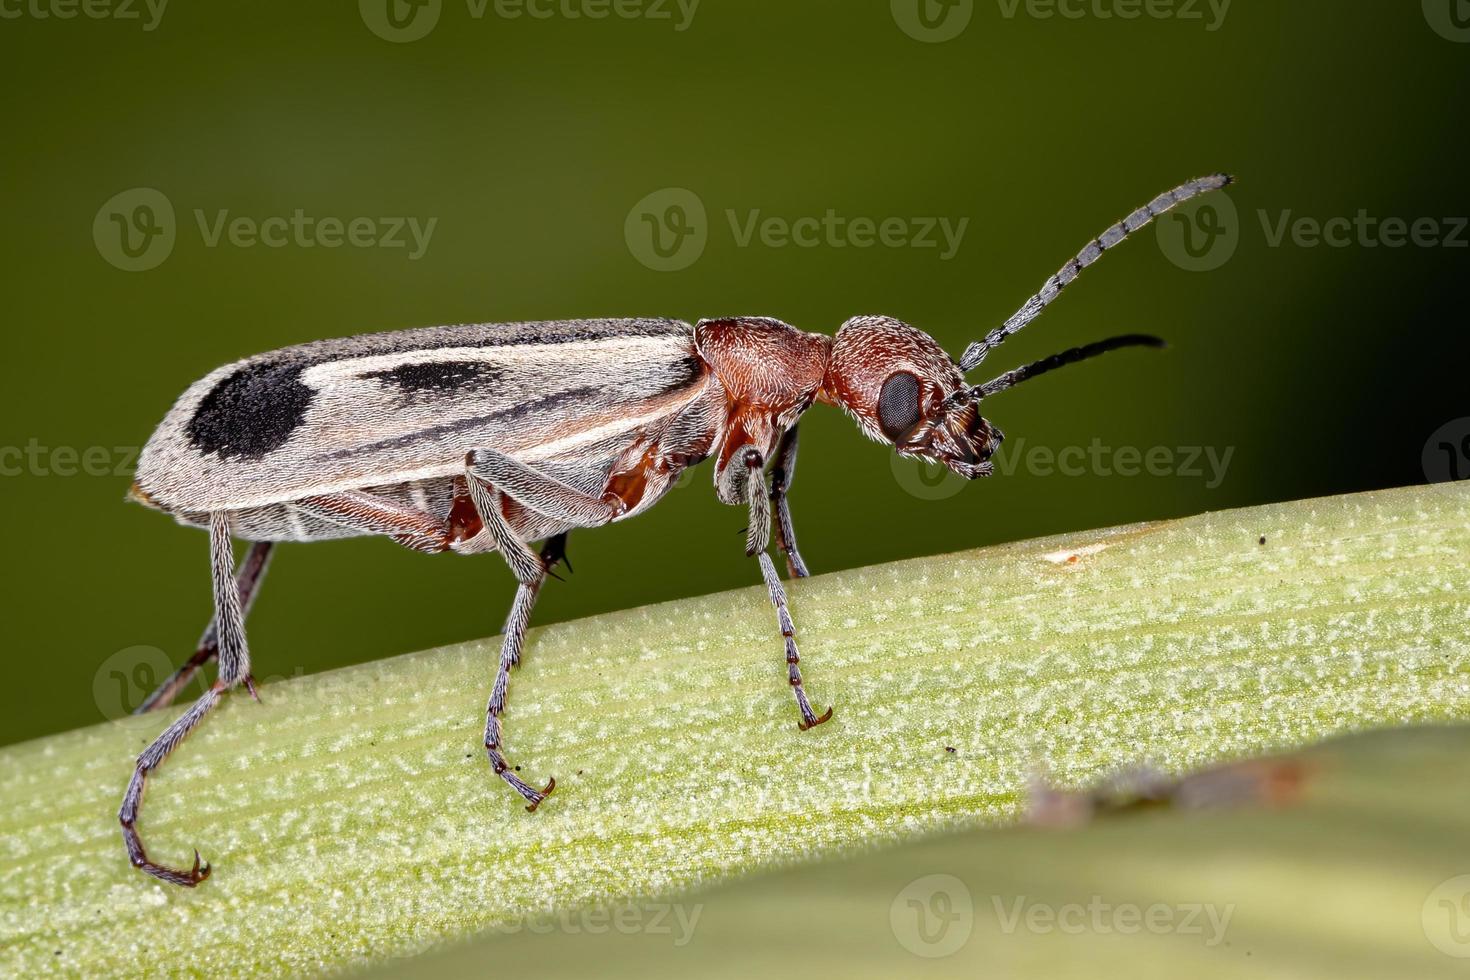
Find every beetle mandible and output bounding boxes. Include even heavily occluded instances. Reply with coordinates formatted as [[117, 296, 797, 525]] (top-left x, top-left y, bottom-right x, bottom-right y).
[[121, 174, 1232, 885]]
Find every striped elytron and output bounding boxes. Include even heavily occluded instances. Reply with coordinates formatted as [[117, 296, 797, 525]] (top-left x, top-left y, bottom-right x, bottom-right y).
[[122, 175, 1233, 885]]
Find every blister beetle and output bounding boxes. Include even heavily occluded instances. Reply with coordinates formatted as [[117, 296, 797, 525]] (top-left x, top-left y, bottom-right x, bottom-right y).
[[122, 174, 1232, 885]]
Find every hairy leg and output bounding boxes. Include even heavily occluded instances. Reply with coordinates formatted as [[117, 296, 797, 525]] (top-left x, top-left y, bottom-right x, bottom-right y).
[[464, 460, 561, 811], [119, 511, 253, 886], [738, 446, 832, 732], [297, 490, 451, 553], [768, 425, 809, 578], [466, 448, 622, 526], [135, 541, 274, 714]]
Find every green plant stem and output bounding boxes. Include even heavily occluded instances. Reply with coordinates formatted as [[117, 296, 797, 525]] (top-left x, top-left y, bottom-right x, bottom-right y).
[[2, 484, 1467, 977]]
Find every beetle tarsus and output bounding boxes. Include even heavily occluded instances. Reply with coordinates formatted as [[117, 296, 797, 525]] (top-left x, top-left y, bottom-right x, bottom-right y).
[[489, 744, 557, 811], [121, 811, 213, 886], [524, 777, 557, 812], [539, 533, 572, 576], [799, 708, 834, 731]]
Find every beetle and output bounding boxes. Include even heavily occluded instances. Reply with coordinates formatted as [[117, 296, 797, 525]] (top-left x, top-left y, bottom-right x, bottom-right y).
[[121, 174, 1232, 885]]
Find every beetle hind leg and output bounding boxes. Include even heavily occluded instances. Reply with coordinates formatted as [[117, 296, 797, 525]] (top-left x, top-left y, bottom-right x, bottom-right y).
[[134, 541, 274, 714], [120, 511, 255, 886]]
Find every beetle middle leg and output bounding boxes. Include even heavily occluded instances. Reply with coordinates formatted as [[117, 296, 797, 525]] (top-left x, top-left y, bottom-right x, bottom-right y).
[[120, 511, 253, 886], [738, 447, 833, 733]]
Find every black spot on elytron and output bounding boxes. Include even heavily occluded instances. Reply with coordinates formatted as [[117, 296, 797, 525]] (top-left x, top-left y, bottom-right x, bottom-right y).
[[187, 361, 312, 460], [361, 360, 502, 394]]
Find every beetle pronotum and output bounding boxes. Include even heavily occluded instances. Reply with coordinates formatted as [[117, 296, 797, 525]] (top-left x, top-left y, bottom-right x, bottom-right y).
[[122, 174, 1232, 885]]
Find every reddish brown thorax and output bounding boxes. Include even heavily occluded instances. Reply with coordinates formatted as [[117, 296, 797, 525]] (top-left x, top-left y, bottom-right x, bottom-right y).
[[694, 317, 830, 489], [690, 314, 1001, 485]]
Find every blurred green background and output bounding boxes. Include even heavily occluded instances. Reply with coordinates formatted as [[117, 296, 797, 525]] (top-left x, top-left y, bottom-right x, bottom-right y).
[[1, 0, 1466, 747]]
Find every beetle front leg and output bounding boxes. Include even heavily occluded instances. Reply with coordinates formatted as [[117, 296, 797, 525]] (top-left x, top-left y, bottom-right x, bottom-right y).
[[769, 425, 809, 578], [120, 512, 254, 886], [464, 468, 557, 811], [741, 449, 833, 732]]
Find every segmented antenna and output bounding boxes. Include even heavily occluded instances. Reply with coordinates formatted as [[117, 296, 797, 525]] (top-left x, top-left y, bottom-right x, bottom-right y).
[[971, 334, 1165, 399], [957, 174, 1233, 373]]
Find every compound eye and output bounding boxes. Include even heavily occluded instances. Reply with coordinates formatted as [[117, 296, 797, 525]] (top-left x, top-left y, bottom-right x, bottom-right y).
[[877, 371, 922, 442]]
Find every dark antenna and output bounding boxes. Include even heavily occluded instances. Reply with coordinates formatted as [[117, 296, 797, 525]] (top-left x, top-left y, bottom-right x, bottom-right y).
[[970, 334, 1165, 400], [957, 174, 1232, 374]]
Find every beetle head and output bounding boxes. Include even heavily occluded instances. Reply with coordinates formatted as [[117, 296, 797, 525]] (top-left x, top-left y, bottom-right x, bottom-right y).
[[821, 177, 1234, 483], [825, 315, 1003, 479], [826, 314, 1165, 480]]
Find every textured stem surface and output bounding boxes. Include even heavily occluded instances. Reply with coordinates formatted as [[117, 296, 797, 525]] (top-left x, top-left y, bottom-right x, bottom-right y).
[[2, 484, 1467, 977]]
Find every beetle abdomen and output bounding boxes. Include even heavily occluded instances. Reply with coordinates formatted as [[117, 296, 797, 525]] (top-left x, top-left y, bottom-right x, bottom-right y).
[[150, 476, 459, 542]]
